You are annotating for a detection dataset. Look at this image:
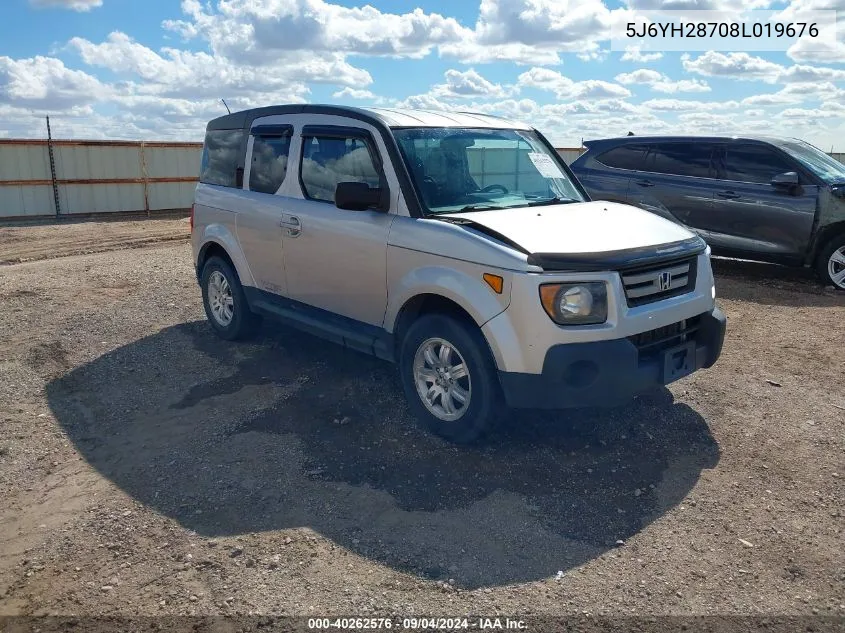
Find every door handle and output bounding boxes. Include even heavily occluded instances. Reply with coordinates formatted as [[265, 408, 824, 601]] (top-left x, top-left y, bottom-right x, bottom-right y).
[[717, 191, 740, 199], [636, 179, 654, 187], [280, 215, 301, 237]]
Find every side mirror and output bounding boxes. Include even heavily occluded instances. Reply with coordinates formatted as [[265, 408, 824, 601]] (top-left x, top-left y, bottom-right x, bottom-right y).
[[771, 171, 799, 188], [335, 181, 388, 212]]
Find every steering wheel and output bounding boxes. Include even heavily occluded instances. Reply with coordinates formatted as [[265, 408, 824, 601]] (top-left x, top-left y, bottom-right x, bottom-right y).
[[479, 184, 509, 194]]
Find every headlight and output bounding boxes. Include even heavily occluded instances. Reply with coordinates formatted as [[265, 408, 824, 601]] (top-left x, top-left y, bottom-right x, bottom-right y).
[[539, 282, 608, 325]]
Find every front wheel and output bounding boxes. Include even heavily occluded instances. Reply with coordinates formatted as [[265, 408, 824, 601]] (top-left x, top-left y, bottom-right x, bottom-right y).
[[816, 234, 845, 290], [399, 314, 503, 444]]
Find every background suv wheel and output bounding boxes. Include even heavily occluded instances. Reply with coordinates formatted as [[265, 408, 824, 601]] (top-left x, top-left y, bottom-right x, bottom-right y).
[[816, 234, 845, 291]]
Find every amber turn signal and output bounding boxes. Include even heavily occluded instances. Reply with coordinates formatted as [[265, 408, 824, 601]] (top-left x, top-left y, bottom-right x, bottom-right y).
[[483, 273, 504, 294]]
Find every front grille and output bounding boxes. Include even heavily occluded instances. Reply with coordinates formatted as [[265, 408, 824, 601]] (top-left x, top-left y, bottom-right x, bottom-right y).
[[628, 316, 701, 359], [621, 256, 697, 307]]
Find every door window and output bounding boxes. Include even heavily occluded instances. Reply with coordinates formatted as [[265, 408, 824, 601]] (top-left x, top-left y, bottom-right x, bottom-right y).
[[249, 133, 292, 194], [595, 145, 648, 171], [722, 144, 796, 184], [300, 134, 381, 203], [644, 143, 715, 179]]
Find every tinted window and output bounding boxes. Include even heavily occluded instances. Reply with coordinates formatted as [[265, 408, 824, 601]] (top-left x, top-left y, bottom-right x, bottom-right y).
[[300, 135, 380, 203], [723, 144, 796, 184], [249, 134, 291, 194], [595, 145, 647, 171], [645, 143, 714, 178], [199, 129, 244, 187]]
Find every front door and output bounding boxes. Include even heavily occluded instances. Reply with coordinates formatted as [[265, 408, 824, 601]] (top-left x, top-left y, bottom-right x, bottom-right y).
[[280, 125, 395, 327], [706, 143, 818, 260], [626, 142, 718, 229], [235, 126, 293, 296]]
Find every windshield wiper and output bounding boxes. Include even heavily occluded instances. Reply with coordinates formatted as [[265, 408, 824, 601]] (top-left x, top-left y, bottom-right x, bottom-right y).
[[526, 196, 577, 207], [456, 204, 505, 212]]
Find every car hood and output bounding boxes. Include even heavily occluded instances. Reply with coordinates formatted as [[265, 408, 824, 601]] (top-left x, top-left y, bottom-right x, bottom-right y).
[[441, 200, 697, 256]]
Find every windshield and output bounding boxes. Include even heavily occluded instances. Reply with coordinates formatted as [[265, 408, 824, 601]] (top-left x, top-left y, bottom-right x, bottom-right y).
[[776, 139, 845, 185], [393, 127, 586, 215]]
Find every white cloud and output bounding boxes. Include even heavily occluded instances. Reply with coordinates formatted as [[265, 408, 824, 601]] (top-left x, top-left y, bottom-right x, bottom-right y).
[[620, 46, 663, 63], [332, 87, 377, 100], [642, 98, 739, 111], [682, 52, 784, 82], [683, 51, 845, 85], [517, 67, 632, 100], [615, 69, 710, 93], [29, 0, 102, 11], [0, 56, 107, 109], [69, 31, 370, 100], [163, 0, 470, 61], [439, 0, 628, 64], [432, 69, 512, 99]]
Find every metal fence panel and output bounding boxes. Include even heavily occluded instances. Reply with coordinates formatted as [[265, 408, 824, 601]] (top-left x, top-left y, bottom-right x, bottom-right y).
[[59, 183, 146, 215], [0, 143, 52, 182], [147, 181, 198, 211], [54, 144, 143, 181], [0, 183, 55, 218], [143, 145, 202, 179]]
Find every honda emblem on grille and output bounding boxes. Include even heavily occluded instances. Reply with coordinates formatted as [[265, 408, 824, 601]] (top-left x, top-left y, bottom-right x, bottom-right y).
[[657, 271, 672, 291]]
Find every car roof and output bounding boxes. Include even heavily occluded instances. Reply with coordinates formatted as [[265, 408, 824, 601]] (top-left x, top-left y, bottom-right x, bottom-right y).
[[207, 104, 532, 132], [583, 134, 805, 147]]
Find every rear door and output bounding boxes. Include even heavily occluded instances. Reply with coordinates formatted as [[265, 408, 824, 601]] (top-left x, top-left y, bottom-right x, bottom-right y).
[[708, 142, 818, 260], [626, 142, 718, 228], [575, 143, 646, 204]]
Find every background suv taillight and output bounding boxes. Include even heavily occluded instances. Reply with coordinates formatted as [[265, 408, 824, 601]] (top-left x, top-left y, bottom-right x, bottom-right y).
[[190, 204, 195, 232]]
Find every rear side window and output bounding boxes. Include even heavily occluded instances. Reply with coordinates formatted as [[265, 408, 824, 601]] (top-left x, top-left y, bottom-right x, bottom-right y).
[[595, 145, 647, 171], [645, 143, 715, 179], [300, 133, 381, 203], [722, 144, 795, 184], [249, 128, 292, 194], [199, 129, 245, 187]]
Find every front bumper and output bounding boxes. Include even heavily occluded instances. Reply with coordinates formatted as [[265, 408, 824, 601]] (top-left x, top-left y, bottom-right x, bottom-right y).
[[498, 306, 726, 409]]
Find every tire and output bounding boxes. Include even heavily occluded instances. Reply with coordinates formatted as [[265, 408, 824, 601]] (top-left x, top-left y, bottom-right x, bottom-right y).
[[815, 233, 845, 291], [200, 256, 261, 340], [398, 313, 503, 444]]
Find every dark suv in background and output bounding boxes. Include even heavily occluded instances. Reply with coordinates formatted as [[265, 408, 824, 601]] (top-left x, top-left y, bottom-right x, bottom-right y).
[[570, 136, 845, 290]]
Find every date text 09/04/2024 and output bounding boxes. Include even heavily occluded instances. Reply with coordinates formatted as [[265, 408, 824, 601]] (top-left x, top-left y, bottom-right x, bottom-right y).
[[307, 617, 528, 630]]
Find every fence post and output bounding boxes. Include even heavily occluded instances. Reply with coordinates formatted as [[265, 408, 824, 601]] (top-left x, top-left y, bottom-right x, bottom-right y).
[[140, 141, 150, 218], [46, 116, 61, 217]]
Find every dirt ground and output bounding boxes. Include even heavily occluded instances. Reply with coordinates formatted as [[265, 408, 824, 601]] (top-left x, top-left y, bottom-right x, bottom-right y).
[[0, 219, 842, 630]]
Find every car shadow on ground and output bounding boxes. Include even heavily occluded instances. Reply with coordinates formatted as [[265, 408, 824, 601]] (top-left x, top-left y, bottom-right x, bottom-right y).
[[46, 320, 719, 589]]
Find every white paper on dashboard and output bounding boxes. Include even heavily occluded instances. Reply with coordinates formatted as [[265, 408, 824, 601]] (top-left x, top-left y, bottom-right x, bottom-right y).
[[527, 152, 565, 179]]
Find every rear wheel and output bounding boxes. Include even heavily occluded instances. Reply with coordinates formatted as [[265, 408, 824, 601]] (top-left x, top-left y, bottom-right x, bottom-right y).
[[399, 314, 503, 444], [200, 256, 260, 340], [816, 234, 845, 290]]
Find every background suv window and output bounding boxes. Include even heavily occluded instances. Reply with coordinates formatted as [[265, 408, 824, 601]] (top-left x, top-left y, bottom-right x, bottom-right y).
[[645, 143, 715, 179], [249, 134, 291, 194], [722, 144, 796, 184], [595, 145, 647, 171], [300, 135, 380, 203]]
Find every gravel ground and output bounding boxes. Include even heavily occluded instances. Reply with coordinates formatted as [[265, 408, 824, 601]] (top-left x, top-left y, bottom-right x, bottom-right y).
[[0, 220, 843, 630]]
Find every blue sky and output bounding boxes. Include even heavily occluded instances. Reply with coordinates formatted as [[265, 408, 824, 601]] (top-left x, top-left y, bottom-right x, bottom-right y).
[[1, 0, 843, 149]]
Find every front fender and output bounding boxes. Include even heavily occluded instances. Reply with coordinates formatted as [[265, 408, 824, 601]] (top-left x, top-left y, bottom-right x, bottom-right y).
[[385, 263, 512, 334], [197, 223, 256, 288]]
